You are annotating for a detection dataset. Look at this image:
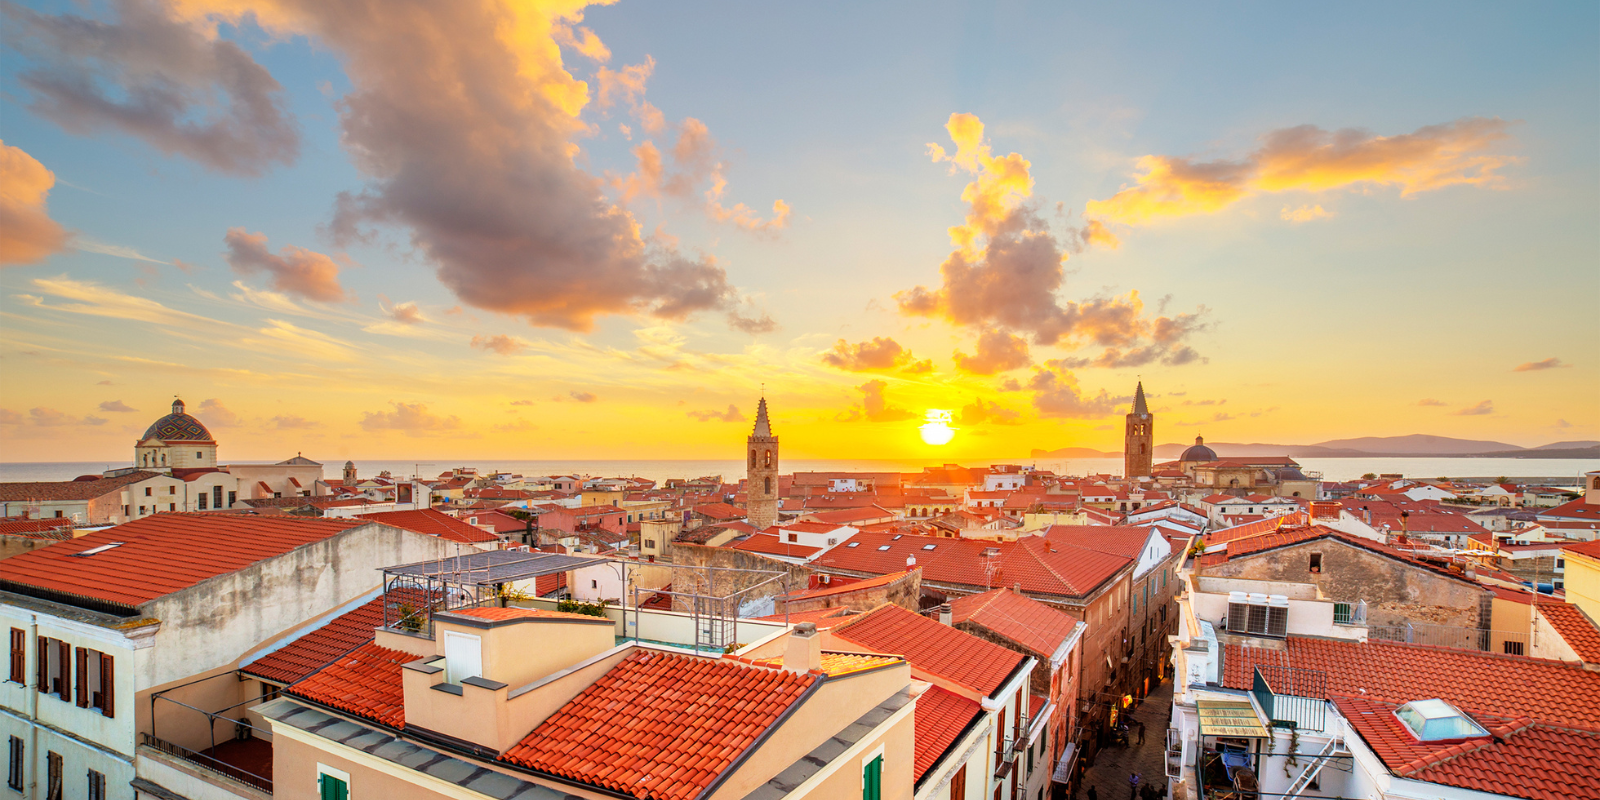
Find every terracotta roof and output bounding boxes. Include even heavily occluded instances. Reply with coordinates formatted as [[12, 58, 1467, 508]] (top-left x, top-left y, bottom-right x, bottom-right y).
[[1566, 540, 1600, 559], [833, 604, 1026, 697], [752, 607, 859, 629], [1206, 512, 1310, 544], [0, 514, 366, 609], [1210, 525, 1478, 585], [785, 569, 911, 601], [803, 507, 892, 524], [1223, 637, 1600, 728], [0, 471, 165, 502], [816, 529, 1130, 600], [0, 519, 76, 540], [1539, 498, 1600, 522], [501, 649, 816, 800], [1334, 694, 1600, 800], [691, 502, 746, 520], [441, 606, 605, 624], [1536, 602, 1600, 663], [1043, 525, 1162, 560], [288, 641, 411, 728], [950, 588, 1083, 658], [242, 592, 397, 684], [357, 509, 500, 544], [912, 685, 982, 782], [729, 533, 821, 559]]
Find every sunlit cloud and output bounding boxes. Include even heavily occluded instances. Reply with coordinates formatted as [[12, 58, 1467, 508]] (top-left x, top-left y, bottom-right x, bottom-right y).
[[1417, 398, 1448, 407], [0, 141, 69, 266], [1451, 400, 1494, 416], [471, 334, 529, 356], [687, 404, 743, 422], [952, 330, 1030, 375], [1027, 360, 1122, 418], [959, 398, 1021, 425], [1513, 357, 1568, 372], [1280, 204, 1332, 223], [359, 402, 462, 435], [569, 391, 598, 403], [247, 319, 358, 362], [838, 379, 917, 423], [1086, 118, 1515, 227], [98, 400, 138, 413], [821, 336, 932, 373], [224, 229, 350, 303], [197, 398, 241, 427]]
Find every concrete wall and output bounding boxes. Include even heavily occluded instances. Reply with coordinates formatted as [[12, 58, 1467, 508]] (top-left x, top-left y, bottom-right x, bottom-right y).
[[1201, 538, 1489, 629]]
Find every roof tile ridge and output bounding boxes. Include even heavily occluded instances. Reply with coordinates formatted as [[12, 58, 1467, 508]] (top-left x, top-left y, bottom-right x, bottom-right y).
[[1397, 736, 1498, 777], [1015, 538, 1081, 594]]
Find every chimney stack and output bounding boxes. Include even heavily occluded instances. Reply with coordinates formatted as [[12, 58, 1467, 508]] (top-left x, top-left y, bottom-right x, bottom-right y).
[[937, 603, 953, 626], [784, 622, 822, 674]]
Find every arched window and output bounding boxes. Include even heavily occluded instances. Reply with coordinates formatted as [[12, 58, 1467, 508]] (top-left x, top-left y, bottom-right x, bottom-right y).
[[749, 450, 756, 469], [764, 450, 773, 468], [765, 477, 773, 494]]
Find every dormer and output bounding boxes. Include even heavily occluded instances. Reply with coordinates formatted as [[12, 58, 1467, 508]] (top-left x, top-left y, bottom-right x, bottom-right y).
[[400, 606, 616, 753]]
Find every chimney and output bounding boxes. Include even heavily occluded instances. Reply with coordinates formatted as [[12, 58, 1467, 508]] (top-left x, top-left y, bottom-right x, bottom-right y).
[[937, 603, 953, 626], [784, 622, 822, 674]]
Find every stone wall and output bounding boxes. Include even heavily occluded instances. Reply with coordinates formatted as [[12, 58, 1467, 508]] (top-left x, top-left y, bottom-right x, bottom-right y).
[[782, 570, 921, 615], [664, 543, 811, 613], [1201, 537, 1489, 630]]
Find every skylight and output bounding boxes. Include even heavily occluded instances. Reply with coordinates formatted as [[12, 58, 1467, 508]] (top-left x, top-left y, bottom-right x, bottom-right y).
[[72, 542, 125, 557], [847, 542, 859, 548], [1393, 699, 1489, 741], [877, 545, 892, 551], [922, 544, 937, 550]]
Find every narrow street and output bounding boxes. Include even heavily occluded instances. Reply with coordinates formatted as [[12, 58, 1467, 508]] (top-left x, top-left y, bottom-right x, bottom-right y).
[[1081, 677, 1174, 800]]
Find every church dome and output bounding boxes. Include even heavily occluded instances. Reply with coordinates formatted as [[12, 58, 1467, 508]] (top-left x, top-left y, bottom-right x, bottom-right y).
[[140, 398, 216, 443], [1180, 435, 1218, 463]]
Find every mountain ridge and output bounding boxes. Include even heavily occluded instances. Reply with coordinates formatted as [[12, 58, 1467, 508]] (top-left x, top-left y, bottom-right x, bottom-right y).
[[1030, 434, 1599, 460]]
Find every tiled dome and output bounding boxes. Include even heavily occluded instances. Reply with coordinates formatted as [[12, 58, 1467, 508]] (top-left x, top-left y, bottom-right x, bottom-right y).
[[141, 398, 216, 443], [1179, 435, 1218, 463]]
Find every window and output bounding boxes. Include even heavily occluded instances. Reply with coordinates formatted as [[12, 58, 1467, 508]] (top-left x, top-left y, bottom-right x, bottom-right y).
[[318, 765, 350, 800], [168, 504, 176, 512], [144, 487, 152, 497], [1504, 640, 1525, 656], [228, 491, 237, 506], [950, 765, 966, 800], [87, 769, 106, 800], [788, 533, 798, 543], [7, 737, 21, 791], [765, 476, 773, 494], [861, 752, 883, 800], [138, 506, 146, 515], [8, 630, 22, 684], [195, 451, 203, 459], [213, 486, 224, 508], [168, 485, 176, 495], [74, 648, 114, 717], [198, 493, 208, 510], [1309, 552, 1322, 573], [46, 751, 61, 800], [36, 638, 70, 699]]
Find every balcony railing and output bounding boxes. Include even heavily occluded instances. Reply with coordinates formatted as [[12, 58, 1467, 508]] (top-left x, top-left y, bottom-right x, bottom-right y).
[[141, 733, 272, 794], [1332, 600, 1367, 626], [1367, 621, 1530, 654], [1251, 665, 1327, 732]]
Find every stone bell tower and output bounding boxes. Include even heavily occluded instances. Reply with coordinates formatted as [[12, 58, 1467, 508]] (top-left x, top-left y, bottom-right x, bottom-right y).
[[747, 397, 779, 530], [1124, 381, 1153, 479]]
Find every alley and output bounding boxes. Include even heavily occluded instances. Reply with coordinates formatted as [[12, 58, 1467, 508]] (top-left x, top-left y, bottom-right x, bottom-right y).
[[1081, 677, 1174, 800]]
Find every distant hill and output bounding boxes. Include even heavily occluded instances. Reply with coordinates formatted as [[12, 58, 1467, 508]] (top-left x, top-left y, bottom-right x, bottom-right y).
[[1038, 434, 1599, 461], [1308, 434, 1522, 454]]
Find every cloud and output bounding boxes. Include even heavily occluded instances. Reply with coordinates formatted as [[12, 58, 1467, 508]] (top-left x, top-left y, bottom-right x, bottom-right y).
[[846, 379, 917, 423], [569, 391, 598, 403], [510, 400, 535, 406], [1417, 398, 1448, 407], [1513, 357, 1567, 372], [19, 407, 107, 427], [0, 410, 22, 426], [98, 400, 137, 412], [1085, 118, 1515, 227], [898, 114, 1206, 364], [73, 238, 170, 264], [197, 398, 241, 427], [470, 334, 528, 356], [821, 336, 932, 373], [0, 141, 70, 266], [73, 1, 756, 334], [1027, 361, 1121, 418], [959, 398, 1020, 425], [270, 415, 319, 430], [1, 0, 298, 176], [249, 319, 357, 362], [953, 330, 1032, 375], [727, 307, 778, 335], [223, 229, 349, 303], [382, 300, 424, 325], [998, 378, 1022, 392], [1554, 419, 1572, 429], [552, 21, 610, 63], [494, 419, 539, 432], [95, 380, 115, 386], [1077, 218, 1120, 249], [359, 402, 462, 435], [1182, 399, 1226, 406], [687, 404, 743, 422], [1280, 204, 1332, 223], [596, 56, 664, 134], [1452, 400, 1494, 416]]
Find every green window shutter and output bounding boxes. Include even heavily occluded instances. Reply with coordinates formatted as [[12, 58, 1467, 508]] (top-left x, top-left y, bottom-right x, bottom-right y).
[[320, 774, 348, 800], [863, 755, 882, 800]]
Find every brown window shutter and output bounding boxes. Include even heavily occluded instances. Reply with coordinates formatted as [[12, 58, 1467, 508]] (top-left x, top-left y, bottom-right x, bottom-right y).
[[8, 629, 22, 684], [35, 638, 47, 694], [57, 640, 69, 697], [100, 654, 115, 718], [74, 649, 88, 708]]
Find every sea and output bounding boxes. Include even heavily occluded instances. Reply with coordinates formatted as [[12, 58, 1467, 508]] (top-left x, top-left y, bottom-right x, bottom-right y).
[[2, 457, 1594, 485]]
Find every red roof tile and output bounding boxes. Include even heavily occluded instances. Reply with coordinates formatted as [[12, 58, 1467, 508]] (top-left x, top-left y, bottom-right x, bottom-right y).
[[784, 569, 911, 601], [1223, 637, 1600, 728], [1335, 694, 1600, 800], [357, 509, 500, 544], [243, 592, 392, 684], [1536, 602, 1600, 664], [501, 650, 816, 800], [913, 685, 982, 782], [729, 532, 821, 559], [752, 606, 859, 629], [0, 471, 165, 502], [1205, 512, 1310, 544], [816, 530, 1130, 600], [950, 588, 1083, 658], [833, 604, 1026, 697], [288, 641, 411, 728], [0, 514, 365, 608], [742, 650, 902, 677]]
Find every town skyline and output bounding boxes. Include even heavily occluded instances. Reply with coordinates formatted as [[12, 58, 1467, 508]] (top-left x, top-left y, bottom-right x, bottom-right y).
[[2, 1, 1596, 462]]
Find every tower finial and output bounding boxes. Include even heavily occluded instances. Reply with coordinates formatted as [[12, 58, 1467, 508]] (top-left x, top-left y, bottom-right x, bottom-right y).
[[752, 395, 773, 438], [1132, 381, 1148, 416]]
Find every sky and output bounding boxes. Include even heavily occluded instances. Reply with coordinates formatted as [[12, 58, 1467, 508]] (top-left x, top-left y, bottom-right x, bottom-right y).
[[1, 0, 1596, 463]]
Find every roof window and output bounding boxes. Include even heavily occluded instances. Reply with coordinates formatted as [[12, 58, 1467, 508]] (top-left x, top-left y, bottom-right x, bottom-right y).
[[73, 542, 125, 557], [892, 534, 902, 540], [1393, 699, 1489, 742], [922, 544, 937, 551], [846, 542, 859, 547], [877, 545, 892, 551]]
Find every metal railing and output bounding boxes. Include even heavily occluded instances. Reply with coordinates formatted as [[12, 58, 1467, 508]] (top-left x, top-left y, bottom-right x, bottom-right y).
[[1332, 600, 1366, 626], [1367, 621, 1529, 653], [1251, 666, 1327, 732], [141, 733, 272, 794]]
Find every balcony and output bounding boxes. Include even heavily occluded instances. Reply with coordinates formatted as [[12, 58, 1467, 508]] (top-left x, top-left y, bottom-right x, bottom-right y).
[[140, 732, 273, 795], [1250, 665, 1327, 732]]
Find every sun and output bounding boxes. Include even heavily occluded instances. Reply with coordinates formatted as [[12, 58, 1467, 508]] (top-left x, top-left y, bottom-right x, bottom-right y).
[[919, 409, 956, 446]]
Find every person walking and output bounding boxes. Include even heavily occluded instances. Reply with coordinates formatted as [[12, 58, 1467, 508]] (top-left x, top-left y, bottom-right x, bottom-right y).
[[1129, 771, 1141, 800], [1136, 720, 1146, 746], [1087, 785, 1099, 800]]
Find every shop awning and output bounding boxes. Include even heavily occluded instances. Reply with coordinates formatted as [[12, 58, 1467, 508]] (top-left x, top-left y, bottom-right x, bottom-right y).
[[1197, 699, 1269, 738]]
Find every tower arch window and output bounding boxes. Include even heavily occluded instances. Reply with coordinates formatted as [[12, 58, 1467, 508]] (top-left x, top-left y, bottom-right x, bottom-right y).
[[750, 450, 756, 469], [765, 477, 773, 494], [764, 451, 773, 468]]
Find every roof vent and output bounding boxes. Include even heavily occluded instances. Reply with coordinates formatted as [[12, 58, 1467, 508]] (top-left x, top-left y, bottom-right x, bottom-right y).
[[1394, 699, 1490, 742]]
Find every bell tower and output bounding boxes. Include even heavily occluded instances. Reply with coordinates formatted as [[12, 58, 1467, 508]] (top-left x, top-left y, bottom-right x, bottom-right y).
[[1124, 381, 1153, 479], [747, 396, 779, 530]]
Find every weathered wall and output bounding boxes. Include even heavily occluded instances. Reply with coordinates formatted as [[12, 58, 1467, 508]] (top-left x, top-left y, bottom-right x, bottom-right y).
[[782, 571, 921, 615], [664, 543, 811, 612], [1202, 538, 1488, 629]]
